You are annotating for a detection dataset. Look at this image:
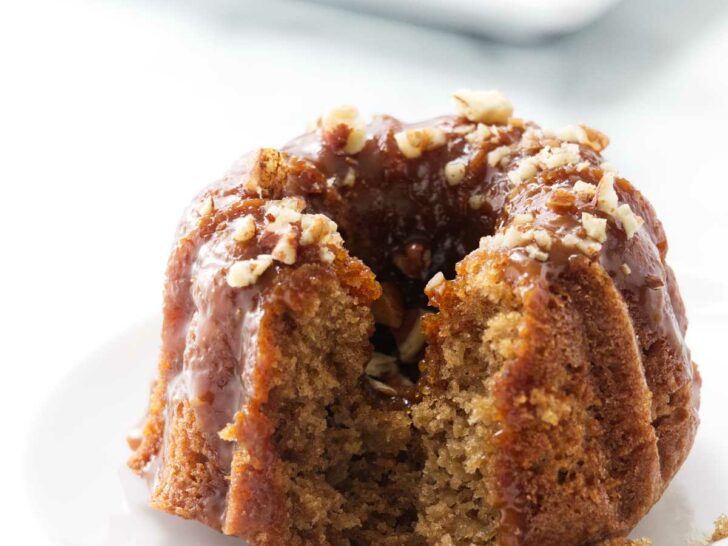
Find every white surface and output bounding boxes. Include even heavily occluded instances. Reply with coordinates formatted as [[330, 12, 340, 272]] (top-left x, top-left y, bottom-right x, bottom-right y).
[[24, 313, 728, 545], [1, 0, 727, 543]]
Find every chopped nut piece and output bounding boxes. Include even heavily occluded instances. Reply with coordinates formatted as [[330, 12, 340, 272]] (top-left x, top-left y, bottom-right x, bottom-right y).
[[479, 233, 505, 251], [469, 194, 486, 209], [520, 126, 544, 149], [582, 212, 607, 243], [321, 105, 367, 154], [487, 145, 512, 167], [226, 255, 274, 288], [452, 89, 513, 124], [596, 173, 619, 215], [444, 159, 467, 186], [198, 196, 214, 217], [581, 125, 610, 152], [615, 203, 645, 239], [394, 310, 427, 363], [367, 376, 398, 397], [562, 233, 581, 248], [575, 161, 591, 172], [562, 233, 602, 257], [300, 214, 337, 246], [394, 127, 447, 159], [513, 213, 534, 224], [503, 225, 533, 248], [453, 123, 476, 135], [232, 215, 256, 243], [547, 188, 577, 213], [536, 143, 581, 169], [126, 428, 143, 450], [573, 180, 597, 197], [621, 263, 632, 275], [372, 282, 404, 328], [508, 158, 538, 186], [556, 124, 609, 152], [319, 246, 335, 263], [533, 229, 552, 250], [425, 272, 446, 297], [365, 352, 399, 378], [272, 233, 297, 265], [465, 123, 492, 145], [244, 148, 288, 197], [341, 167, 356, 188], [526, 244, 549, 261], [556, 125, 588, 145], [265, 203, 302, 231]]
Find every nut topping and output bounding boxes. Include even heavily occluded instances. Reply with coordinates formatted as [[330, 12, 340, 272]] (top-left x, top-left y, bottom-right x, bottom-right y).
[[394, 127, 446, 159], [365, 352, 399, 378], [321, 105, 367, 154], [452, 89, 513, 124], [226, 255, 274, 288], [393, 310, 427, 364], [444, 159, 467, 186], [547, 188, 577, 214], [232, 215, 256, 243], [581, 212, 607, 243]]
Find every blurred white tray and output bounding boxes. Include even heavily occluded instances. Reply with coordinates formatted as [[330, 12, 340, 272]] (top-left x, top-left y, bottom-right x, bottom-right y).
[[310, 0, 623, 41]]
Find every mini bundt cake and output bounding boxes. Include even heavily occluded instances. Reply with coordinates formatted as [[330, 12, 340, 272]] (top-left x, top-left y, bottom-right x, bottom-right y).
[[128, 90, 700, 546]]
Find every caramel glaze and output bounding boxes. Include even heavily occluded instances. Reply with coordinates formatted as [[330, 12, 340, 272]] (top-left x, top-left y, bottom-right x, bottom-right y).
[[285, 115, 698, 544], [131, 111, 699, 546]]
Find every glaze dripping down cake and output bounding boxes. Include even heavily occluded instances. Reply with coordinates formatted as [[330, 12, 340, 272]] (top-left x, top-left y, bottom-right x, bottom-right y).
[[128, 90, 700, 546]]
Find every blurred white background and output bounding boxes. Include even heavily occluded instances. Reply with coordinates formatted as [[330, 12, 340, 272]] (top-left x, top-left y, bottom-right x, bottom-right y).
[[1, 0, 727, 543]]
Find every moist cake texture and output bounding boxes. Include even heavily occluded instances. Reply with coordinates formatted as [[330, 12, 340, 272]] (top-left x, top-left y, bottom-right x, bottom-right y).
[[128, 90, 700, 546]]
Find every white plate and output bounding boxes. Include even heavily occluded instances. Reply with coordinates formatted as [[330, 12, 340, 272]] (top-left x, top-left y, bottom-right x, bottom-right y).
[[26, 311, 728, 545]]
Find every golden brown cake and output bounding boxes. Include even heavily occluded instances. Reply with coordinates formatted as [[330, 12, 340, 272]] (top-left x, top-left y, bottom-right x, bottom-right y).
[[128, 90, 700, 546]]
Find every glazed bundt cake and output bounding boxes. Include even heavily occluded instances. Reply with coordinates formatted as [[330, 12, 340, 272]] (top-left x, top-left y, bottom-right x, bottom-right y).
[[128, 90, 700, 546]]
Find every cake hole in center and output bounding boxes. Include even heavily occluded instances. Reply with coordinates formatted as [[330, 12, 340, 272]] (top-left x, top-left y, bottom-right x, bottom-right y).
[[365, 280, 429, 399]]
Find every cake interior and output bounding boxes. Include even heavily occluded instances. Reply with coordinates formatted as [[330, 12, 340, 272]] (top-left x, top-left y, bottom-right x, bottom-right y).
[[262, 211, 518, 545]]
